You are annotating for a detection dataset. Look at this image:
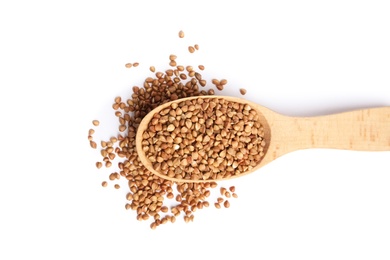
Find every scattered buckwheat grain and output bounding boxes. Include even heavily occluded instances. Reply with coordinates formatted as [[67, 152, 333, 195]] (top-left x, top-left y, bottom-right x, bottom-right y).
[[90, 141, 97, 149], [96, 162, 102, 169], [89, 30, 247, 229]]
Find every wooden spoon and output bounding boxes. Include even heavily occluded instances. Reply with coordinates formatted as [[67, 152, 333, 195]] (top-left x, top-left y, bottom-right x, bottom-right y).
[[136, 95, 390, 182]]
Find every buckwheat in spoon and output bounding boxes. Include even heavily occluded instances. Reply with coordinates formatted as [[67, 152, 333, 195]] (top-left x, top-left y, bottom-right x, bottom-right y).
[[136, 96, 390, 182]]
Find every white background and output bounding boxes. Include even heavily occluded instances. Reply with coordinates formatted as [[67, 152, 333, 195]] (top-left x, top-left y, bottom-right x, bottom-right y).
[[1, 1, 390, 259]]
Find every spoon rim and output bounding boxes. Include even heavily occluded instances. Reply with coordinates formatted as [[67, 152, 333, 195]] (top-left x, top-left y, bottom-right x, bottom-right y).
[[136, 95, 273, 183]]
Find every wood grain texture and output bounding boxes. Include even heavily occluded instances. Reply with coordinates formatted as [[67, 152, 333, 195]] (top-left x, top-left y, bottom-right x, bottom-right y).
[[136, 95, 390, 182], [259, 106, 390, 170]]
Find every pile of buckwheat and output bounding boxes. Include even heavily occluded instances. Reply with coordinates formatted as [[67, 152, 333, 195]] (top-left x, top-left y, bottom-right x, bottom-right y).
[[88, 30, 248, 229], [142, 97, 266, 181]]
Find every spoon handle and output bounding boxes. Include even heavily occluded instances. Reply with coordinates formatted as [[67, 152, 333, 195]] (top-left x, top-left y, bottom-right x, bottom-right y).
[[274, 107, 390, 153]]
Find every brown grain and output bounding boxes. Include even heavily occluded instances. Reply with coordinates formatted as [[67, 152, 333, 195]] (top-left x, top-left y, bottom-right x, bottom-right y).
[[90, 141, 97, 149], [96, 162, 102, 169], [150, 222, 157, 230], [216, 85, 224, 91], [239, 88, 247, 95]]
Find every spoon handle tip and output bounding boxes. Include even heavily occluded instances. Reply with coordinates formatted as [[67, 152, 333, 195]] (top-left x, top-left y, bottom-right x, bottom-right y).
[[272, 107, 390, 153]]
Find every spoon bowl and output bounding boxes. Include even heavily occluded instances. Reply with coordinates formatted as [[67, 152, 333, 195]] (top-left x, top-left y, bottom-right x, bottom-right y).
[[136, 95, 390, 182]]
